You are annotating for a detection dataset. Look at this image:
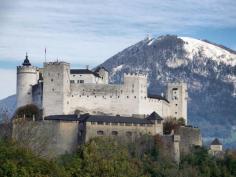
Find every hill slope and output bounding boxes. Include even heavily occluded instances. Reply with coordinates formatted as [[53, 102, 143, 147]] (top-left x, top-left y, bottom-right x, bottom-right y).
[[98, 35, 236, 144]]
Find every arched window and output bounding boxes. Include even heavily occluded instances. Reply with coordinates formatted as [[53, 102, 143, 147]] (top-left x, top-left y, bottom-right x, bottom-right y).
[[111, 131, 118, 136], [97, 130, 104, 135]]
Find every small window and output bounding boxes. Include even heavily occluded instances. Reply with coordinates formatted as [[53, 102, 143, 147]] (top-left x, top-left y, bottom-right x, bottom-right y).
[[126, 131, 132, 136], [77, 80, 80, 83], [97, 122, 104, 125], [111, 131, 118, 136], [176, 104, 178, 106], [121, 90, 123, 94], [140, 124, 145, 127], [80, 80, 84, 83], [91, 122, 96, 125], [105, 122, 110, 125], [118, 96, 120, 98], [97, 130, 104, 135], [120, 123, 124, 126], [127, 96, 129, 98], [111, 123, 118, 126], [70, 80, 75, 84], [52, 88, 55, 91], [51, 79, 53, 82], [110, 96, 112, 98], [175, 112, 177, 114], [134, 96, 136, 99]]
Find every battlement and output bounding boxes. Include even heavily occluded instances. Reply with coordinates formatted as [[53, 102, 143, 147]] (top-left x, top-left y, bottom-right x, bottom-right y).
[[17, 65, 37, 73], [124, 72, 147, 79], [44, 61, 70, 66]]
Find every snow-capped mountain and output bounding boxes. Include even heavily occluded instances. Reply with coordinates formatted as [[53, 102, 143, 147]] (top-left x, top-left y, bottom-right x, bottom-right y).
[[98, 35, 236, 146]]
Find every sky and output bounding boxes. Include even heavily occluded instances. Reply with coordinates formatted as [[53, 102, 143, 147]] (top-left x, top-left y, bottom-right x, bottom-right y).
[[0, 0, 236, 99]]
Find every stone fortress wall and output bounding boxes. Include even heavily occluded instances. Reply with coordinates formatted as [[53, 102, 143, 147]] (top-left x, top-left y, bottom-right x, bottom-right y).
[[16, 59, 188, 122]]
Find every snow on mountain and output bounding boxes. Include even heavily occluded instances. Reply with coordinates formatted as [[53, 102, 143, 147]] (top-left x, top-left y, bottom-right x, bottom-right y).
[[180, 37, 236, 66], [98, 35, 236, 146]]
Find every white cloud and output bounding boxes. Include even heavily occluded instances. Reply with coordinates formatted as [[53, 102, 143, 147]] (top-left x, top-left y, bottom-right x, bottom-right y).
[[0, 69, 16, 99], [0, 0, 236, 66]]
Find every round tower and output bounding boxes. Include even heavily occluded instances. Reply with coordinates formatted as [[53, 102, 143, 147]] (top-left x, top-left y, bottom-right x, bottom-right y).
[[16, 54, 38, 108]]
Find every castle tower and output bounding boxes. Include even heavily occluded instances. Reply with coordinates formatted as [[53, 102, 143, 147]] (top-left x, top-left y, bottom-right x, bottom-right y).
[[166, 82, 188, 124], [42, 61, 70, 117], [16, 54, 38, 108]]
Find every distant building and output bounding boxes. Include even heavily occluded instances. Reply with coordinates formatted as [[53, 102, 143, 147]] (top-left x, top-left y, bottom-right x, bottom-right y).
[[209, 138, 224, 157]]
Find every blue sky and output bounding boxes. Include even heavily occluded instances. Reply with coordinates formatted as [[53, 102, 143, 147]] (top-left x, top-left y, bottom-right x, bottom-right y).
[[0, 0, 236, 99]]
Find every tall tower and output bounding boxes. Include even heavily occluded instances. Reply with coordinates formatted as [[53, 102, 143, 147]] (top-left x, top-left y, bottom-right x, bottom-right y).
[[16, 54, 38, 108], [166, 82, 188, 124], [42, 61, 71, 117]]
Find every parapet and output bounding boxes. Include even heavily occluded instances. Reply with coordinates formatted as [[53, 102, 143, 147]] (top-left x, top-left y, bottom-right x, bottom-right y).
[[124, 72, 147, 79], [17, 65, 37, 73], [43, 61, 70, 67]]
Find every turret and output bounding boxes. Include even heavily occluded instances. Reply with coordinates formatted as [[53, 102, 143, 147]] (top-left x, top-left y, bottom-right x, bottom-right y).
[[166, 82, 188, 124], [16, 54, 38, 108], [42, 61, 70, 117]]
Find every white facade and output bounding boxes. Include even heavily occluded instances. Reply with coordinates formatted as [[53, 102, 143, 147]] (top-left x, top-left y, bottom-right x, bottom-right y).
[[16, 59, 188, 123], [16, 56, 38, 108]]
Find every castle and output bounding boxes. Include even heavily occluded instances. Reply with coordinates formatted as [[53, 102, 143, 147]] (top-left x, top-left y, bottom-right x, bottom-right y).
[[16, 54, 188, 122], [13, 54, 201, 161]]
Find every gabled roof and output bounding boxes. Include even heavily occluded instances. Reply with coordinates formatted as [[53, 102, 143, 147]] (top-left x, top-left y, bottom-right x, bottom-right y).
[[146, 112, 163, 121], [70, 69, 100, 77], [211, 138, 222, 145], [147, 94, 169, 103]]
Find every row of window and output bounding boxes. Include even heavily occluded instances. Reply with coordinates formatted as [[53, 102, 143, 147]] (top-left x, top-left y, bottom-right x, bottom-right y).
[[72, 94, 163, 102], [91, 122, 153, 127], [97, 130, 152, 136], [97, 130, 132, 136], [70, 80, 84, 84]]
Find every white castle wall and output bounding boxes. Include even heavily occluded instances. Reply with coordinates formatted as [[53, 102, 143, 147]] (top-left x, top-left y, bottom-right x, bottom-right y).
[[16, 60, 188, 122], [68, 73, 171, 117], [166, 82, 188, 122], [16, 66, 38, 108], [42, 62, 71, 117]]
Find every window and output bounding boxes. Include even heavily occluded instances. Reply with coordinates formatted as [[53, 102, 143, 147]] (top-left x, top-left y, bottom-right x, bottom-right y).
[[51, 79, 53, 82], [126, 131, 132, 136], [97, 122, 104, 125], [120, 123, 124, 126], [97, 130, 104, 135], [105, 122, 110, 125], [176, 104, 178, 106], [77, 80, 80, 83], [52, 88, 55, 91], [117, 96, 120, 98], [111, 131, 118, 136], [134, 96, 136, 99], [70, 80, 75, 84], [91, 122, 96, 125], [175, 112, 177, 114], [111, 122, 118, 126], [80, 80, 84, 83], [127, 96, 129, 98], [140, 124, 145, 127]]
